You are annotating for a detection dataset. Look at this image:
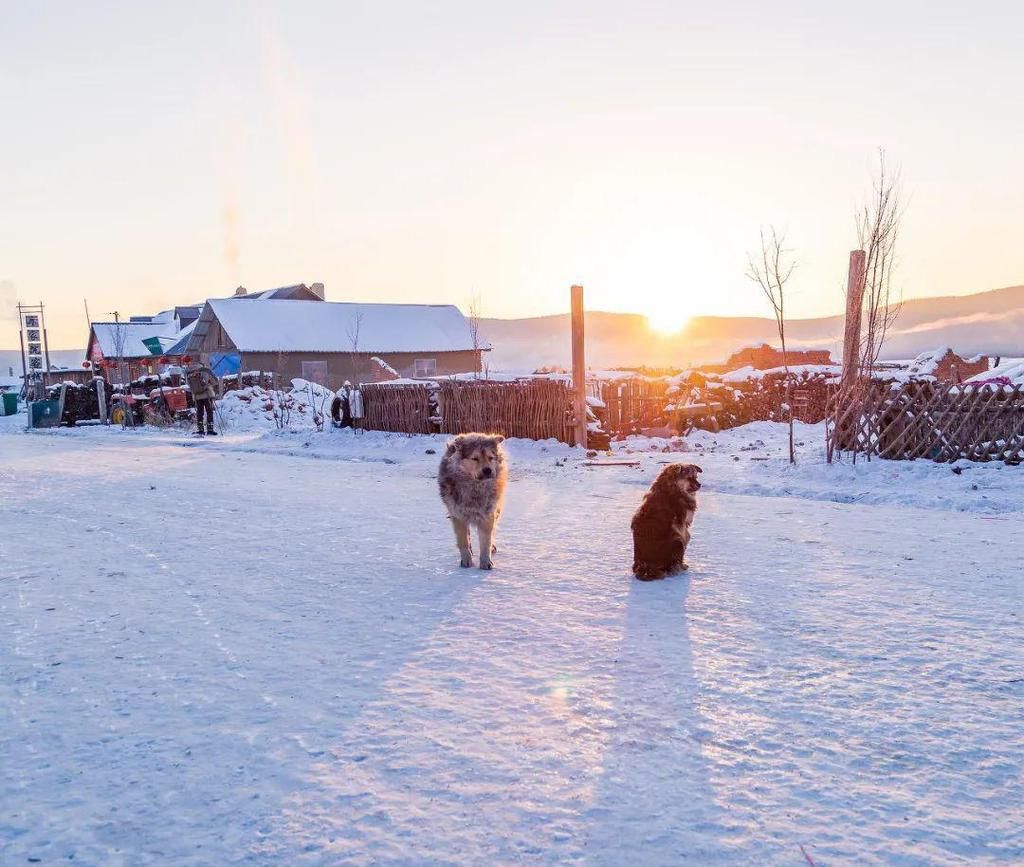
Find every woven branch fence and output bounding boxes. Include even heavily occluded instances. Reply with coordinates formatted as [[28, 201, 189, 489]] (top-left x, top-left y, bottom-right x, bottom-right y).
[[360, 379, 573, 442], [437, 380, 571, 441], [832, 382, 1024, 463], [360, 383, 435, 434]]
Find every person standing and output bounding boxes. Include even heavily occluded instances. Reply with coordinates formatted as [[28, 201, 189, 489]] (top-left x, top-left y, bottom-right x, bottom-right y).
[[186, 360, 219, 436]]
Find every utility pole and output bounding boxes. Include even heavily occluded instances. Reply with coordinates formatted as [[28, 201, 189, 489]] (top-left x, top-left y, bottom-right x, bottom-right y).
[[841, 250, 866, 387], [39, 301, 52, 373], [570, 284, 587, 448]]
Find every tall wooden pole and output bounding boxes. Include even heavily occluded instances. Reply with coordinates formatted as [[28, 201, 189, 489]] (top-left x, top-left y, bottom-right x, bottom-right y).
[[841, 249, 866, 385], [570, 284, 587, 448]]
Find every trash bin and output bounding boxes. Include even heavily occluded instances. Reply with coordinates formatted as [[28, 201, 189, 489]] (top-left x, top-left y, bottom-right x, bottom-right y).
[[0, 392, 18, 416]]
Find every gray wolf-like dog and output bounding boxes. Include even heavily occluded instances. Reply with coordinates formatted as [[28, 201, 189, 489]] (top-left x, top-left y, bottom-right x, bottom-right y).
[[438, 433, 508, 569], [631, 463, 702, 580]]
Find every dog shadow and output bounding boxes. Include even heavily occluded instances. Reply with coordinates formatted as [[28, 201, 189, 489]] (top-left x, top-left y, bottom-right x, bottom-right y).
[[584, 568, 733, 861]]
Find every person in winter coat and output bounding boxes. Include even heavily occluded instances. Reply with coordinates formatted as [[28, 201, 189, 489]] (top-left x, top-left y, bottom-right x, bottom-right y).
[[186, 361, 219, 435]]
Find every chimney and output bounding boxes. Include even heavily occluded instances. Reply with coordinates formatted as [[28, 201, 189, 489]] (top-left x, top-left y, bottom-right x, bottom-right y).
[[234, 286, 247, 297], [310, 282, 325, 300]]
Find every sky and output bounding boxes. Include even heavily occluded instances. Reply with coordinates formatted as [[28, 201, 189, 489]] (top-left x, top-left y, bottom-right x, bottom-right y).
[[2, 0, 1022, 347]]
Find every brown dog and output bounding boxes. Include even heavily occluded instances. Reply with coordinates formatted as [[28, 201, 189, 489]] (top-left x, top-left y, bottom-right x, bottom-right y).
[[631, 463, 702, 580]]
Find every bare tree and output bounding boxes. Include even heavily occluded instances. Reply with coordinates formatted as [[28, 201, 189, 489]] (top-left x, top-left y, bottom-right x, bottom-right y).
[[828, 150, 904, 463], [467, 291, 486, 379], [856, 150, 903, 377], [747, 226, 797, 463], [347, 310, 364, 384], [108, 315, 134, 427]]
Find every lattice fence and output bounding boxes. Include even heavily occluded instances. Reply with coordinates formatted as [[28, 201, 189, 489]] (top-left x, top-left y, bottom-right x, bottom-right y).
[[833, 382, 1024, 463]]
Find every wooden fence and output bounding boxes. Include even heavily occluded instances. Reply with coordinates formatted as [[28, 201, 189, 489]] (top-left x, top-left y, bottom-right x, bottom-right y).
[[360, 379, 573, 443], [360, 383, 435, 434], [600, 379, 672, 433], [437, 379, 571, 442], [833, 382, 1024, 463]]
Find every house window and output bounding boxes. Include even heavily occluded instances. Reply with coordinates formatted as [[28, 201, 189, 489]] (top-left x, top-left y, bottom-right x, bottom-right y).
[[301, 360, 328, 385], [216, 323, 227, 348], [414, 358, 437, 378]]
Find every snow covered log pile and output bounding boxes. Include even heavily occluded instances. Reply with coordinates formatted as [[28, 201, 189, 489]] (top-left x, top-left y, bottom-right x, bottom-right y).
[[44, 379, 112, 426], [221, 371, 276, 392], [216, 379, 335, 431]]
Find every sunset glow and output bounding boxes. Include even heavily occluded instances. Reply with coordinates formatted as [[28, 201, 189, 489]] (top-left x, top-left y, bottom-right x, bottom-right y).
[[1, 4, 1023, 349], [647, 311, 690, 336]]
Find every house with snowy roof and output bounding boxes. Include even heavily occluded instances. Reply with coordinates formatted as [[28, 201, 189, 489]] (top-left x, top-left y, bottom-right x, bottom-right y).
[[85, 283, 327, 382], [182, 298, 488, 388]]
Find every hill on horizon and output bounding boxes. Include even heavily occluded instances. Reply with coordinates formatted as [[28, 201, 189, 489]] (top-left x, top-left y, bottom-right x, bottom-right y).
[[480, 284, 1024, 370], [3, 285, 1022, 375]]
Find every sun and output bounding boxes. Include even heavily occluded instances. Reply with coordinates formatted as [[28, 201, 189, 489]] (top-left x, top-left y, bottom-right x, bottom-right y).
[[646, 310, 690, 336]]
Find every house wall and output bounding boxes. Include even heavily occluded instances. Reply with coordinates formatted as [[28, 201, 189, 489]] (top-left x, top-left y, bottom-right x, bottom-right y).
[[934, 353, 989, 382], [235, 350, 482, 390]]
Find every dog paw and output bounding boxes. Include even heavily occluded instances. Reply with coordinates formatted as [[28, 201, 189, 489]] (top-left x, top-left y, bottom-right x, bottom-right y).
[[679, 562, 689, 571], [479, 558, 493, 570], [460, 554, 474, 568]]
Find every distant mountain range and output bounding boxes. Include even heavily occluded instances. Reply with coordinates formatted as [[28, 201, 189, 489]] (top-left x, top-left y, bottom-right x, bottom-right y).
[[0, 349, 86, 379], [3, 284, 1022, 375], [480, 284, 1024, 370]]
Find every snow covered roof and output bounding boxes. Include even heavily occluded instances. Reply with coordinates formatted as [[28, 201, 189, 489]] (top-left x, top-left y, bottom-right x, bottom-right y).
[[965, 357, 1024, 386], [907, 347, 954, 377], [163, 319, 199, 357], [201, 299, 489, 354], [721, 364, 842, 383], [89, 322, 182, 359]]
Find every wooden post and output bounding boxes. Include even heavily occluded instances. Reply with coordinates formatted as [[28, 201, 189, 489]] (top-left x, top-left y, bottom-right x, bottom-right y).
[[570, 284, 587, 448], [841, 249, 866, 385]]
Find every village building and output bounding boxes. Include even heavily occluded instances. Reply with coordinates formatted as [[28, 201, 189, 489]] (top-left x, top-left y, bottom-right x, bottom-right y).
[[183, 298, 487, 388], [85, 313, 188, 384], [703, 343, 833, 374], [84, 283, 326, 382], [906, 347, 990, 382], [83, 282, 487, 388]]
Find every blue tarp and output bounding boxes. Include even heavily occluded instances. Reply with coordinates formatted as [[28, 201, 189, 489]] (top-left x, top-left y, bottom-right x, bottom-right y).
[[210, 353, 241, 377]]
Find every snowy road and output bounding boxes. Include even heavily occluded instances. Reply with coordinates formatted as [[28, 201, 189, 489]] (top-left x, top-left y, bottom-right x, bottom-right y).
[[2, 430, 1022, 865]]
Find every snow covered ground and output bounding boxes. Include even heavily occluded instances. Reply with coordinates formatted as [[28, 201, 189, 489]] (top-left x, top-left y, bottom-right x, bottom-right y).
[[2, 415, 1022, 864]]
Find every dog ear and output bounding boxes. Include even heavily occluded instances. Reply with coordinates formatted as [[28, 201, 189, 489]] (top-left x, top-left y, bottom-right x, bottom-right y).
[[652, 465, 677, 494], [445, 435, 464, 457], [493, 435, 505, 445]]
